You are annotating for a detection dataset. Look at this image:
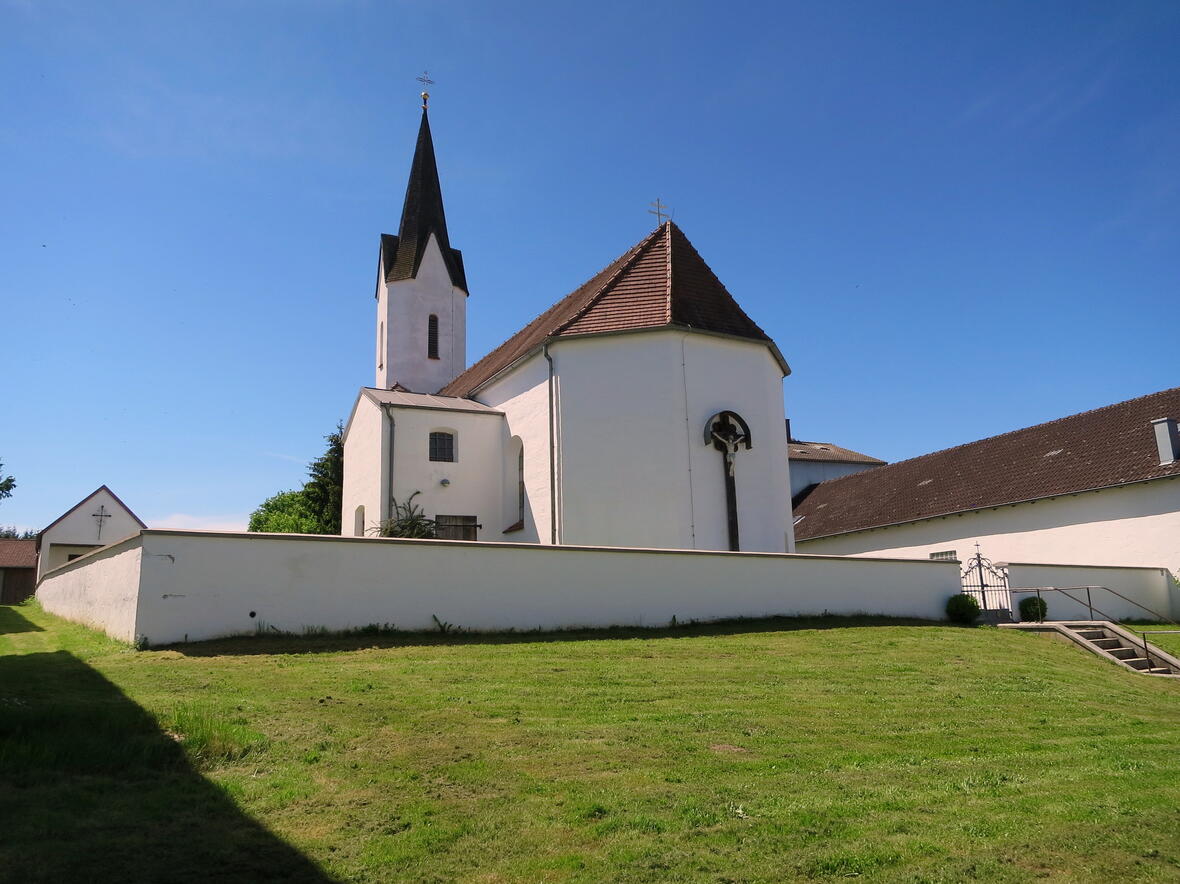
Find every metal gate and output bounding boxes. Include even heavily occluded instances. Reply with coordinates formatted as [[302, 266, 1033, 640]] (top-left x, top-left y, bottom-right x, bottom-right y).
[[961, 546, 1010, 612]]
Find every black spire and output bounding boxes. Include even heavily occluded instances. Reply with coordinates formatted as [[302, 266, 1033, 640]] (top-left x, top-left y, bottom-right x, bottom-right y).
[[380, 107, 467, 292]]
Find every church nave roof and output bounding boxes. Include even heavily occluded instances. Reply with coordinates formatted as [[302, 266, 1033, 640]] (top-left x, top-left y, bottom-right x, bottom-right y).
[[440, 221, 785, 398]]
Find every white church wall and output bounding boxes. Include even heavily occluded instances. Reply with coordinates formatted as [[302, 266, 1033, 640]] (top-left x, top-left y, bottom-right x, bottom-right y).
[[549, 333, 696, 550], [1003, 562, 1177, 621], [40, 529, 959, 645], [342, 394, 386, 534], [796, 478, 1180, 582], [681, 333, 793, 553], [37, 487, 145, 580], [378, 235, 466, 394], [478, 353, 553, 543], [388, 407, 503, 541], [36, 535, 144, 643]]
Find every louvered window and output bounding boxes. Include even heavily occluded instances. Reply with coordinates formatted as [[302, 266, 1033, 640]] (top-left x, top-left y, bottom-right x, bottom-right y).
[[428, 314, 439, 359]]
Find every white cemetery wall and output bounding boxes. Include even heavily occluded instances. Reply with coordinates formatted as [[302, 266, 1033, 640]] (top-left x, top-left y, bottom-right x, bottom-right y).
[[1004, 562, 1178, 621], [36, 535, 144, 642], [37, 529, 960, 645]]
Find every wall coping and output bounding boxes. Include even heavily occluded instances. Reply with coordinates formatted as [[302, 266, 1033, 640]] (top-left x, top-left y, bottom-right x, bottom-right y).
[[1003, 561, 1169, 573], [44, 528, 958, 568]]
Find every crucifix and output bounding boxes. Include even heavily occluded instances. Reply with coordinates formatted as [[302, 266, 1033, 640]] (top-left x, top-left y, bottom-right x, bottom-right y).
[[92, 504, 112, 542], [416, 70, 435, 108], [704, 411, 752, 551], [648, 198, 671, 225]]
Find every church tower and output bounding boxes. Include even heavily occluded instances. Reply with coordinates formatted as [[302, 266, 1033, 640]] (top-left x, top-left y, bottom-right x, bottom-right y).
[[374, 95, 468, 393]]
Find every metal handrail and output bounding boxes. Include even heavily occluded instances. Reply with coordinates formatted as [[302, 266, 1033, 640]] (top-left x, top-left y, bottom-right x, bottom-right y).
[[1007, 584, 1179, 628]]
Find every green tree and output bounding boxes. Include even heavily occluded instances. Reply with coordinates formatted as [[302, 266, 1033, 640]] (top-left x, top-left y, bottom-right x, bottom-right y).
[[303, 422, 344, 535], [0, 459, 14, 505], [0, 526, 37, 539], [372, 492, 436, 539], [247, 490, 320, 534], [249, 423, 345, 535]]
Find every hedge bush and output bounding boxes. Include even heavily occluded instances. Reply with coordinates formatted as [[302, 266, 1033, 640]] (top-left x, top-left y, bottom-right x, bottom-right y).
[[946, 593, 981, 625], [1019, 595, 1048, 622]]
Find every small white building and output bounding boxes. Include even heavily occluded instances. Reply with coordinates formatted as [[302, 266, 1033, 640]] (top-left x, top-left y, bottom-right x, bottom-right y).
[[343, 104, 795, 553], [36, 485, 145, 580], [787, 434, 885, 500], [794, 388, 1180, 581]]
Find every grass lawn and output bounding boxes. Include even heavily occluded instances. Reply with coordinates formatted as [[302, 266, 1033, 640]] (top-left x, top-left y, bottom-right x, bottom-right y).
[[2, 602, 1179, 883]]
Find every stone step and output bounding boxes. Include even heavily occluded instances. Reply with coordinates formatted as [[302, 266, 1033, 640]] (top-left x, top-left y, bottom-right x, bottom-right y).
[[1125, 658, 1152, 670], [1147, 667, 1175, 675], [1109, 646, 1138, 660], [1091, 638, 1122, 650], [1075, 629, 1106, 640]]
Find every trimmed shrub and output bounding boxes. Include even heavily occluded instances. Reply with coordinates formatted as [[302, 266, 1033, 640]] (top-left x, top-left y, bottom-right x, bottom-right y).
[[946, 593, 981, 625], [1019, 596, 1048, 622]]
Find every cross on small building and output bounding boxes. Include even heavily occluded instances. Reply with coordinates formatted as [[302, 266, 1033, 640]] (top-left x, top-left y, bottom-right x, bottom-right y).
[[92, 504, 112, 541], [648, 198, 671, 225]]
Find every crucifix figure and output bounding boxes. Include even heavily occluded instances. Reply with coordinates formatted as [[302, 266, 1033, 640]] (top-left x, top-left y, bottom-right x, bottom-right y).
[[704, 411, 752, 551], [92, 504, 112, 541]]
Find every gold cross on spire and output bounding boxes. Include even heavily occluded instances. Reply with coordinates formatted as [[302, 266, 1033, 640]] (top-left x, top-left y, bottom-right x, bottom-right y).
[[416, 71, 435, 108], [648, 198, 671, 225]]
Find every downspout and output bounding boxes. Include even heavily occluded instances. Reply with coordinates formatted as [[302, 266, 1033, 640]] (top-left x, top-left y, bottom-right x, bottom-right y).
[[381, 404, 396, 525], [543, 342, 558, 545]]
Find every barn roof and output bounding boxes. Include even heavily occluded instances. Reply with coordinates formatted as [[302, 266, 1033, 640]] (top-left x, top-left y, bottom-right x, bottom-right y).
[[793, 387, 1180, 541], [0, 539, 37, 568]]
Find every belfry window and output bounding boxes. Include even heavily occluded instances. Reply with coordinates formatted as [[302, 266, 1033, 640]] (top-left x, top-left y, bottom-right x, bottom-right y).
[[427, 314, 439, 359], [429, 431, 455, 462]]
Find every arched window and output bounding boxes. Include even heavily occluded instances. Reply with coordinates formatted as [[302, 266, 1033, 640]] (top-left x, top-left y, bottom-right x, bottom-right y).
[[427, 314, 439, 359], [354, 505, 366, 537], [377, 322, 383, 370], [517, 447, 525, 523], [429, 430, 455, 462]]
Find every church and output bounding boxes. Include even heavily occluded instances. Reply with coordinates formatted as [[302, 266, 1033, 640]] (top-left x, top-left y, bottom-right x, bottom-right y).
[[341, 96, 796, 553]]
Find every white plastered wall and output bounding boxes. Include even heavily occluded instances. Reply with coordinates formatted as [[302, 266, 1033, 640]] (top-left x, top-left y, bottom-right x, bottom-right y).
[[478, 354, 552, 543], [38, 529, 959, 645], [38, 487, 144, 580], [796, 478, 1180, 582], [36, 536, 144, 642], [520, 330, 790, 553], [790, 460, 880, 497], [376, 235, 466, 394], [341, 393, 387, 534], [1003, 563, 1178, 621], [387, 407, 503, 541]]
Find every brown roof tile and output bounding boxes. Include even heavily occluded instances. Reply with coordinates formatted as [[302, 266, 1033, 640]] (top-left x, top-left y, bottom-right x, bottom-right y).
[[788, 440, 886, 465], [794, 387, 1180, 541], [440, 222, 782, 397], [0, 539, 37, 568]]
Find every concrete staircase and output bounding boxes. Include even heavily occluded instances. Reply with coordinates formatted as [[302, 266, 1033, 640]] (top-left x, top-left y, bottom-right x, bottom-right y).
[[1000, 621, 1180, 677]]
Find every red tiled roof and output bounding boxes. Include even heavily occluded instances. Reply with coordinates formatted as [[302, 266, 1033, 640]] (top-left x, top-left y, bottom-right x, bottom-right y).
[[0, 539, 37, 568], [794, 387, 1180, 541], [439, 222, 784, 397], [788, 440, 886, 465]]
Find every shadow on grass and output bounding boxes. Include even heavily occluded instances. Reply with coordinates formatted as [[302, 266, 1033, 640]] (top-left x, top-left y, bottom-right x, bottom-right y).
[[0, 605, 44, 635], [173, 614, 945, 657], [0, 651, 333, 883]]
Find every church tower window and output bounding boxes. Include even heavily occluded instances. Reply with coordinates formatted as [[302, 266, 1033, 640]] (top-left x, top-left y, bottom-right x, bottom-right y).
[[428, 315, 440, 359], [429, 430, 455, 462], [517, 447, 525, 523]]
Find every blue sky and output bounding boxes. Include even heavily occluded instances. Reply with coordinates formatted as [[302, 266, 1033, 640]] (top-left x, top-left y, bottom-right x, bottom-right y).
[[1, 0, 1177, 532]]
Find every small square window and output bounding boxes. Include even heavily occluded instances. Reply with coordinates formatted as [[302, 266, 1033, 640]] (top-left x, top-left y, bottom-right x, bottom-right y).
[[429, 431, 455, 462], [929, 550, 957, 561]]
